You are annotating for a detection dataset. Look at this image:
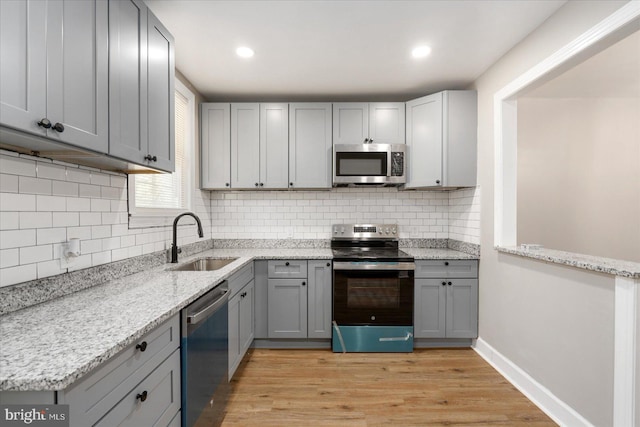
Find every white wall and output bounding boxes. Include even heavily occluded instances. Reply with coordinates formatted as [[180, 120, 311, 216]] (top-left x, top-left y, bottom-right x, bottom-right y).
[[517, 97, 640, 262], [471, 1, 630, 425]]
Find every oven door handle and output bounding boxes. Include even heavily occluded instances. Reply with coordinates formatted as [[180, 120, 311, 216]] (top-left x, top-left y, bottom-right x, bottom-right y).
[[379, 332, 414, 342], [333, 261, 415, 271]]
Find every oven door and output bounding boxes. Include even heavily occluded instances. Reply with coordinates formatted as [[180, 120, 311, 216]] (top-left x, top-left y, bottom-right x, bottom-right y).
[[333, 264, 414, 326]]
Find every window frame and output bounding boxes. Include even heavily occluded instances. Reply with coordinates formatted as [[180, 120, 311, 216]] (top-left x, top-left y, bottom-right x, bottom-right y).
[[128, 78, 195, 228]]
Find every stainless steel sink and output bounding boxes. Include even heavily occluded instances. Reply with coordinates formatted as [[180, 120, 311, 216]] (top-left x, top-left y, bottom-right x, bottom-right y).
[[172, 258, 238, 271]]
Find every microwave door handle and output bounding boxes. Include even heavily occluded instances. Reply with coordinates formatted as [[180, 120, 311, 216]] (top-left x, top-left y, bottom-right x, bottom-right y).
[[387, 151, 392, 177]]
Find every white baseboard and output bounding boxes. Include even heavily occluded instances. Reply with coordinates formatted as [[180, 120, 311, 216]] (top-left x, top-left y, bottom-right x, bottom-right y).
[[473, 337, 593, 427]]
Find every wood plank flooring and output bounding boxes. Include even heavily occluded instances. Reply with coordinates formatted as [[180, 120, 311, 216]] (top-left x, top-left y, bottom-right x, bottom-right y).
[[222, 348, 556, 426]]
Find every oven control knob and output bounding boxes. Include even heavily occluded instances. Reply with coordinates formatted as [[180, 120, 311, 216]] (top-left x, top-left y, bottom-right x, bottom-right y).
[[378, 230, 382, 234], [392, 228, 397, 234], [371, 315, 376, 321], [340, 227, 345, 234], [385, 228, 390, 234], [334, 228, 338, 234]]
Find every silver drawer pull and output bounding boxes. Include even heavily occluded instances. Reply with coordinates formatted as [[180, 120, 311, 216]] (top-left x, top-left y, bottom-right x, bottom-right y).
[[379, 332, 413, 342]]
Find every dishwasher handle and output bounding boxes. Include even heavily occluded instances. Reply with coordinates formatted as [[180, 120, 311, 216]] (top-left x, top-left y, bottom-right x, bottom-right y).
[[187, 289, 228, 326]]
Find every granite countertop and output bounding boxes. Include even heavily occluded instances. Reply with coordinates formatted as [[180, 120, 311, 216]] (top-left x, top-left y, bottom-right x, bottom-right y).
[[0, 246, 473, 392], [496, 246, 640, 279]]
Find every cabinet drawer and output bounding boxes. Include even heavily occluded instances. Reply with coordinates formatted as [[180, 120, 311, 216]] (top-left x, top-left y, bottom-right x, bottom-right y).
[[268, 260, 307, 279], [61, 315, 180, 427], [228, 262, 254, 298], [96, 349, 180, 427], [415, 260, 478, 278]]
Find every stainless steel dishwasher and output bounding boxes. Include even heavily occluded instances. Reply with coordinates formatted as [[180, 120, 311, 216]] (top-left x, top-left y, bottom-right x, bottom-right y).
[[181, 282, 229, 427]]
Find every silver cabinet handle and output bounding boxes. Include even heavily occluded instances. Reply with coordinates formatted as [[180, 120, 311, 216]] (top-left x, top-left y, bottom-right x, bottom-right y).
[[379, 332, 413, 342]]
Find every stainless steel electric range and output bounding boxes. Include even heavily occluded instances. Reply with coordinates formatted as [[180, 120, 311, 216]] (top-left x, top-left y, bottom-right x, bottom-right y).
[[331, 224, 415, 352]]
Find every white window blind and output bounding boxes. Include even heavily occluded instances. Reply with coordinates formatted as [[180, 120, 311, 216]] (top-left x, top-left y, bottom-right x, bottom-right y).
[[134, 91, 189, 210]]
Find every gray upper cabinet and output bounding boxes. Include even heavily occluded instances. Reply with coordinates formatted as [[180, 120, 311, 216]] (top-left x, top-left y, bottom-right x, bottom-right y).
[[289, 103, 333, 189], [260, 103, 289, 189], [0, 0, 108, 153], [201, 103, 231, 189], [333, 102, 405, 145], [231, 103, 260, 188], [405, 91, 477, 188], [109, 0, 175, 172]]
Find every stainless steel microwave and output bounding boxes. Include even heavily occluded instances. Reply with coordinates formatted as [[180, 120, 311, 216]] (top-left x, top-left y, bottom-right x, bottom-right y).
[[333, 143, 406, 186]]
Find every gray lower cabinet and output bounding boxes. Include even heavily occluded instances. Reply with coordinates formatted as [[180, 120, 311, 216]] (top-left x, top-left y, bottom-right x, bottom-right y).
[[414, 260, 478, 339], [0, 315, 184, 427], [268, 278, 308, 338], [265, 260, 332, 340], [0, 0, 108, 153], [228, 263, 255, 379], [229, 279, 255, 379], [307, 260, 333, 339]]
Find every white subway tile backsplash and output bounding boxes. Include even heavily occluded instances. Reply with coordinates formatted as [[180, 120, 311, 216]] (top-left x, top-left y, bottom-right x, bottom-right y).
[[100, 186, 123, 200], [110, 175, 126, 188], [66, 168, 91, 184], [90, 172, 111, 186], [91, 225, 111, 239], [20, 245, 53, 264], [0, 212, 19, 230], [79, 212, 102, 226], [0, 155, 36, 177], [0, 174, 19, 193], [37, 259, 66, 279], [37, 163, 67, 181], [1, 193, 36, 212], [20, 212, 52, 229], [0, 248, 19, 268], [90, 199, 111, 212], [52, 181, 79, 197], [36, 195, 66, 212], [19, 176, 52, 195], [66, 197, 91, 212], [36, 228, 66, 245], [0, 264, 37, 287], [0, 229, 36, 249], [67, 226, 92, 240], [81, 239, 102, 254], [52, 212, 79, 227], [79, 184, 101, 198]]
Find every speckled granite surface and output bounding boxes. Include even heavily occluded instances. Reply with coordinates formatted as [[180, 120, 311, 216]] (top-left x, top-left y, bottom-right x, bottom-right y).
[[497, 246, 640, 279], [0, 244, 477, 391], [403, 248, 479, 260], [214, 239, 330, 249]]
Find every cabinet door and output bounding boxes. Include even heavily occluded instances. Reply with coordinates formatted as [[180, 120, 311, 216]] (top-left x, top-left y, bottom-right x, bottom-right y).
[[239, 280, 255, 353], [146, 10, 175, 172], [307, 261, 332, 339], [201, 103, 231, 189], [369, 103, 405, 144], [47, 0, 108, 153], [0, 0, 47, 134], [260, 103, 289, 189], [414, 279, 446, 338], [289, 103, 332, 189], [446, 279, 478, 338], [333, 103, 368, 144], [231, 103, 260, 188], [268, 279, 307, 339], [109, 0, 148, 166], [405, 92, 443, 188], [228, 291, 241, 379]]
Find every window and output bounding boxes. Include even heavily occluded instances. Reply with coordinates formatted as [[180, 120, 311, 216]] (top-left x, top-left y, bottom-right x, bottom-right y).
[[128, 79, 195, 227]]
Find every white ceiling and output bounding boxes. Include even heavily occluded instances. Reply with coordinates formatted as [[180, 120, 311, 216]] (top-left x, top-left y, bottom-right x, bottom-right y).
[[146, 0, 567, 101], [523, 29, 640, 98]]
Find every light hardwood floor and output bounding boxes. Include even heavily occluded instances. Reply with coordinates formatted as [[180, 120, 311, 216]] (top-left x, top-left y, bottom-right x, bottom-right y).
[[222, 348, 556, 426]]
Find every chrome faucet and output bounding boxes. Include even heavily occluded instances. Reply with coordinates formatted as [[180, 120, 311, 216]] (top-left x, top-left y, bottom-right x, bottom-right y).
[[171, 212, 204, 263]]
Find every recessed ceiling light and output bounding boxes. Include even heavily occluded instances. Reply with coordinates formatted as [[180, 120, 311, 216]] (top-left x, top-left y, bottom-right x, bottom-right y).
[[412, 45, 432, 59], [236, 47, 254, 58]]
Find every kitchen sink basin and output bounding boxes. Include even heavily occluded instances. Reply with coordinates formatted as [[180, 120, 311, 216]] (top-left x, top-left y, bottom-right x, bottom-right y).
[[172, 258, 238, 271]]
